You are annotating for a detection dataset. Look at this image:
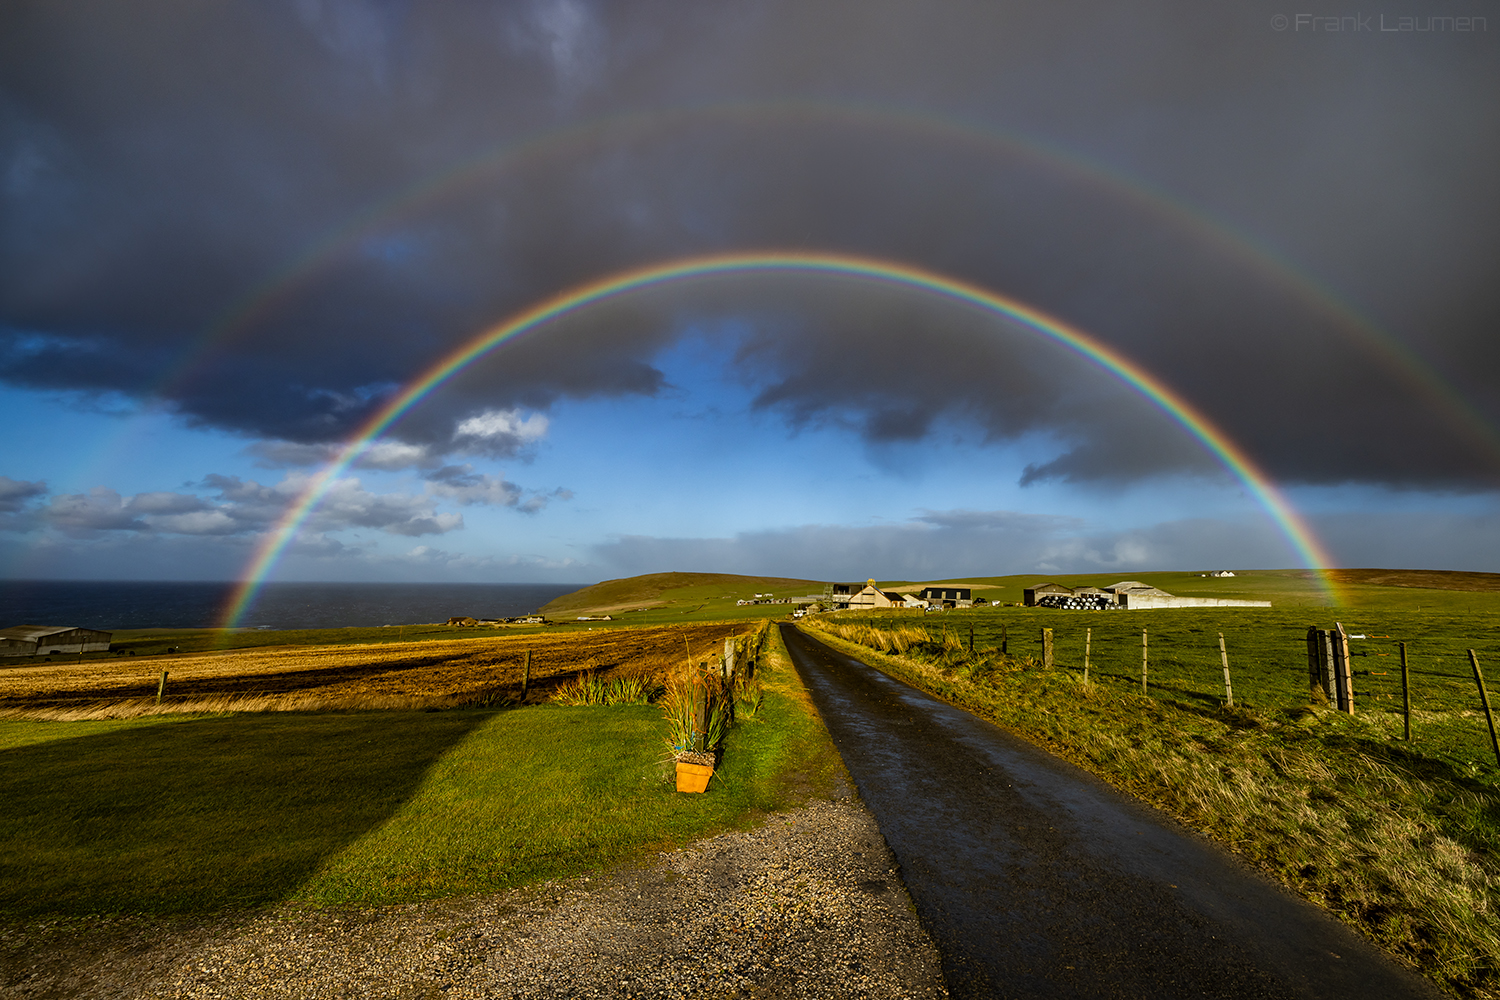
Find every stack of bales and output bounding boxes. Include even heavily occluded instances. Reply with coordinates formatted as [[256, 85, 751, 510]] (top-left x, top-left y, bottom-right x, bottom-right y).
[[1035, 593, 1117, 611]]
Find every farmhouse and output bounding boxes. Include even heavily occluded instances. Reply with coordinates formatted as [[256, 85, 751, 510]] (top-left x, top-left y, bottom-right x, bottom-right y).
[[0, 625, 113, 656]]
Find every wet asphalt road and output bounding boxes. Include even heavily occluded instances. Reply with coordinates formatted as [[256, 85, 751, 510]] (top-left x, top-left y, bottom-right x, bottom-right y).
[[780, 624, 1442, 1000]]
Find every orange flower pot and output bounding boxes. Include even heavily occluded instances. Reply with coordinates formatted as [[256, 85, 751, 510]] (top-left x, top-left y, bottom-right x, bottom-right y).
[[675, 761, 713, 793]]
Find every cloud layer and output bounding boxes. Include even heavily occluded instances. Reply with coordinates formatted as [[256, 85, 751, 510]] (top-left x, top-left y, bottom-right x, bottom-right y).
[[2, 0, 1495, 489]]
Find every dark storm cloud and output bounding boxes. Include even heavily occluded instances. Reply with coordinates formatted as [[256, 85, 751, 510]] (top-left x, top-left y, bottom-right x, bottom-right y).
[[0, 477, 45, 514], [589, 510, 1301, 581], [2, 0, 1496, 486], [592, 506, 1500, 579]]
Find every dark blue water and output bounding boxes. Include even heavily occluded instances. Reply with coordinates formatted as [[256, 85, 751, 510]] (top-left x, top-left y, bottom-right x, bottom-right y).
[[0, 580, 583, 631]]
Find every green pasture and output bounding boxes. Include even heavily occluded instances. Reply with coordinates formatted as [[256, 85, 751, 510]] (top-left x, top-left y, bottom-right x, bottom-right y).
[[0, 626, 839, 916], [833, 603, 1500, 780]]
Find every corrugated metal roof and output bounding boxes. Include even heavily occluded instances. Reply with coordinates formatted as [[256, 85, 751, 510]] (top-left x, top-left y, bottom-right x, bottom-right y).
[[0, 625, 111, 640]]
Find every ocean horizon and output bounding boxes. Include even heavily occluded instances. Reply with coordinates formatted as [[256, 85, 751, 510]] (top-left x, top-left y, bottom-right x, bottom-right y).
[[0, 580, 585, 632]]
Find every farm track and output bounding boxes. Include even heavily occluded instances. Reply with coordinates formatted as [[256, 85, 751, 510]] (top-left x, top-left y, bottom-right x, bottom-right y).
[[0, 622, 749, 711], [782, 624, 1443, 1000]]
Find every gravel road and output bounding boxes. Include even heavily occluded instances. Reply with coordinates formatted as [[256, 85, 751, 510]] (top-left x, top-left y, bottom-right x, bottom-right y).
[[0, 796, 947, 1000]]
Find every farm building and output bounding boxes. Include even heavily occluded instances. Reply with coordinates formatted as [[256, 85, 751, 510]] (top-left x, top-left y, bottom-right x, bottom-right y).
[[919, 586, 973, 608], [1022, 583, 1075, 606], [846, 580, 908, 610], [1022, 581, 1269, 610], [0, 625, 112, 656]]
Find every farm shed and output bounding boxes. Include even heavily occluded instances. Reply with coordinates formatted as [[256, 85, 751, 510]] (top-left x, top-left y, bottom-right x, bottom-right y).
[[919, 586, 973, 608], [1023, 583, 1074, 606], [1102, 581, 1170, 599], [0, 625, 112, 656]]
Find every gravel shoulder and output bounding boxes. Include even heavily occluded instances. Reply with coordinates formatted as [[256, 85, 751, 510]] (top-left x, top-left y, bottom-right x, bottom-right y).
[[0, 795, 947, 999]]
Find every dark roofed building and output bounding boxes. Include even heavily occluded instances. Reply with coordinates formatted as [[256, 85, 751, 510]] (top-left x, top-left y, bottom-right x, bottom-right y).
[[0, 625, 112, 656], [1023, 583, 1074, 606], [919, 586, 972, 607]]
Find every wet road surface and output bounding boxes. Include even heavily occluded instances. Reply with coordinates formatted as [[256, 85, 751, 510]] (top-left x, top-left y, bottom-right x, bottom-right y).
[[780, 624, 1441, 1000]]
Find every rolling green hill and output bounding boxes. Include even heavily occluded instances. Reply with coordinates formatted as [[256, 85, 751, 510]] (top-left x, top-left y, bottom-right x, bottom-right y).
[[545, 568, 1500, 620], [539, 572, 822, 616]]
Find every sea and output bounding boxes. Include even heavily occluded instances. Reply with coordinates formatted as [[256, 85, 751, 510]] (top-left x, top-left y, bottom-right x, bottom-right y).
[[0, 580, 584, 632]]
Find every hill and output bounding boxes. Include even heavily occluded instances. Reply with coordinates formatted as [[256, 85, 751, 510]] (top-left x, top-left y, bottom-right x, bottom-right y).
[[1326, 568, 1500, 593], [539, 572, 822, 616]]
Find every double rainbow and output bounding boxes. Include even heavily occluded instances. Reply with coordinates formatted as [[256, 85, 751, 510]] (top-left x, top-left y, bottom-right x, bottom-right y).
[[219, 251, 1342, 628]]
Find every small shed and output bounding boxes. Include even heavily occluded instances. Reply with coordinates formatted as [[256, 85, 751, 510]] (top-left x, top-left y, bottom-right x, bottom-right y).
[[0, 625, 113, 656]]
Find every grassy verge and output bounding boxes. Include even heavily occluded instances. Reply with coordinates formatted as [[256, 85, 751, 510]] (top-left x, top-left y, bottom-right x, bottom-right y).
[[802, 617, 1500, 999], [0, 622, 842, 916]]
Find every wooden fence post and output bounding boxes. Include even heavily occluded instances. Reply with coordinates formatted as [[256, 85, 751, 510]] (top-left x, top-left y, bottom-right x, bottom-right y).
[[1084, 628, 1091, 684], [1469, 650, 1500, 768], [1219, 633, 1233, 707], [1042, 628, 1053, 669], [1333, 622, 1354, 714], [1399, 642, 1411, 740], [694, 679, 711, 753], [969, 622, 974, 654], [1306, 627, 1321, 702], [1141, 629, 1148, 695], [156, 670, 168, 705], [1314, 629, 1337, 706], [521, 649, 532, 700], [1001, 623, 1008, 655]]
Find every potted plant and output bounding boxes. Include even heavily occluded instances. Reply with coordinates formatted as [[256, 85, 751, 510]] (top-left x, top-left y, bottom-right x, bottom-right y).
[[664, 671, 729, 792]]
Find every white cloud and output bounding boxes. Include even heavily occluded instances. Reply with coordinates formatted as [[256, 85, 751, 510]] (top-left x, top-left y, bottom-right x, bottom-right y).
[[247, 438, 440, 471], [424, 464, 572, 514], [453, 408, 550, 457]]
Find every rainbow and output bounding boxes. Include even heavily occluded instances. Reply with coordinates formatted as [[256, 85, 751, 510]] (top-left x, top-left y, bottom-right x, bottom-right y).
[[219, 251, 1343, 628], [150, 100, 1499, 470]]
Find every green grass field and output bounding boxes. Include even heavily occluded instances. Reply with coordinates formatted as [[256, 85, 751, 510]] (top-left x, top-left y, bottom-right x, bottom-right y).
[[851, 601, 1500, 779], [0, 623, 841, 916]]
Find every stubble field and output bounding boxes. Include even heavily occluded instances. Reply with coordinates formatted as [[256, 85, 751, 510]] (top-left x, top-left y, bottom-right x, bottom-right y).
[[0, 621, 751, 719]]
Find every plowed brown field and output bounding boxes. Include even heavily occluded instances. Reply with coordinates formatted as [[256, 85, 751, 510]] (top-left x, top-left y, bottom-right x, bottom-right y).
[[0, 622, 755, 719]]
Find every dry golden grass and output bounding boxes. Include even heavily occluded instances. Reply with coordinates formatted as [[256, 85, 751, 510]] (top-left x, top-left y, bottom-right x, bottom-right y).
[[0, 622, 752, 720]]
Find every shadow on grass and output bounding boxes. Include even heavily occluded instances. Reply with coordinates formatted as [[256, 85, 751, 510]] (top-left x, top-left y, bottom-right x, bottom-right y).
[[0, 710, 492, 916]]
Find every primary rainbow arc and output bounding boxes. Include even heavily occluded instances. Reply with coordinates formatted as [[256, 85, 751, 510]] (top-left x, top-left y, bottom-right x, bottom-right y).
[[220, 251, 1342, 628]]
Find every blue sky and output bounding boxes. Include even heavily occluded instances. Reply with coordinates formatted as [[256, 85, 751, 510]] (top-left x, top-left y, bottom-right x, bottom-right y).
[[2, 1, 1497, 586]]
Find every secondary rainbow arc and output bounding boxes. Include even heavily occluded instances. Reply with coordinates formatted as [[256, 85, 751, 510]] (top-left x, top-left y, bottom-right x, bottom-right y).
[[219, 251, 1343, 629], [153, 100, 1498, 470]]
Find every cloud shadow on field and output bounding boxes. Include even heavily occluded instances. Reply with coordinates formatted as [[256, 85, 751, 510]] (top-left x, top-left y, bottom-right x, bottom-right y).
[[0, 711, 491, 915]]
